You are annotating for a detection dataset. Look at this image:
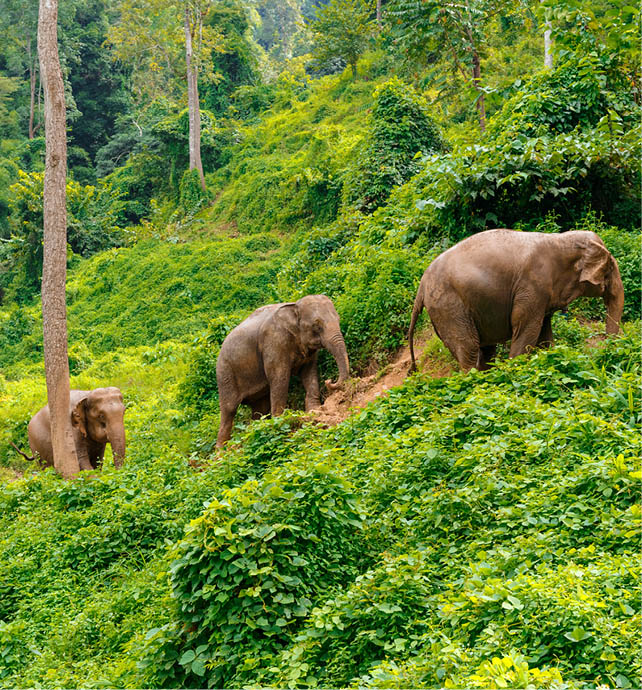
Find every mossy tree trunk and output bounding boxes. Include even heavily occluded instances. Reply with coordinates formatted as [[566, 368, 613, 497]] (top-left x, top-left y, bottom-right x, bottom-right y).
[[38, 0, 80, 478]]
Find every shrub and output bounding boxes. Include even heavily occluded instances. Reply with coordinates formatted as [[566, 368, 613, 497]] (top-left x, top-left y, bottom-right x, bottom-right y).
[[343, 77, 445, 214], [143, 458, 366, 688], [488, 55, 638, 139], [178, 168, 209, 214]]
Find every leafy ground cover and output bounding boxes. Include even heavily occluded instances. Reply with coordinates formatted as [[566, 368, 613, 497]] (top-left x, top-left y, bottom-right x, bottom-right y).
[[0, 323, 639, 687]]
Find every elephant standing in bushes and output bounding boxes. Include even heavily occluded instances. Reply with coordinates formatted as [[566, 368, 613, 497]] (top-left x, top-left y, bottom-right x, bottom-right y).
[[18, 387, 126, 469], [216, 295, 350, 447], [409, 229, 624, 372]]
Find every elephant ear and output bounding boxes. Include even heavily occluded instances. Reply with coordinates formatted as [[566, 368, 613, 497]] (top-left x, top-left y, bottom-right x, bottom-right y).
[[71, 397, 88, 438], [578, 240, 610, 289], [275, 303, 300, 341]]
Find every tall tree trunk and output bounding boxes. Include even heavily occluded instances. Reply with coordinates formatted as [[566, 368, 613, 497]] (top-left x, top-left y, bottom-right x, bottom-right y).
[[471, 49, 486, 132], [38, 0, 79, 479], [184, 6, 206, 192], [376, 0, 382, 28], [544, 22, 553, 69], [541, 0, 553, 69]]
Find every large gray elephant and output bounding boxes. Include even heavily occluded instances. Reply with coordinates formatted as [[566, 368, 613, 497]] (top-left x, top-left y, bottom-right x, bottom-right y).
[[408, 229, 624, 372], [18, 387, 126, 470], [216, 295, 350, 447]]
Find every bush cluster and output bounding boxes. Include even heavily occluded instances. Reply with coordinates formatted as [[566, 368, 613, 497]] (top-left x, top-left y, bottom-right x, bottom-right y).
[[343, 77, 445, 214]]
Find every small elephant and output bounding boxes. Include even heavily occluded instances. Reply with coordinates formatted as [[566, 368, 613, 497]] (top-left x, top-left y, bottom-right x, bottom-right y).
[[22, 387, 126, 470], [216, 295, 350, 447], [408, 229, 624, 372]]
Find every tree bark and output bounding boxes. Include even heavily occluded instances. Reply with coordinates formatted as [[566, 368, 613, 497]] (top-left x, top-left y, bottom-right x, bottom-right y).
[[184, 5, 206, 191], [544, 22, 553, 69], [376, 0, 382, 28], [38, 0, 80, 478]]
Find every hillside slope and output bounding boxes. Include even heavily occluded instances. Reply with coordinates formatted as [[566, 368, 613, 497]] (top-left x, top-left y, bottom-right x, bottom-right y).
[[0, 46, 640, 690], [0, 327, 639, 687]]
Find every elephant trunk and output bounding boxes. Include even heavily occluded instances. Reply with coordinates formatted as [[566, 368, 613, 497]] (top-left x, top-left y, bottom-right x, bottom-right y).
[[604, 260, 624, 335], [109, 429, 126, 468], [323, 330, 350, 390]]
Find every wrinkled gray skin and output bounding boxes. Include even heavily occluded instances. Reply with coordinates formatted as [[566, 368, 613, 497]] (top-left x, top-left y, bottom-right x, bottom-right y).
[[216, 295, 350, 447], [27, 387, 126, 469], [409, 229, 624, 372]]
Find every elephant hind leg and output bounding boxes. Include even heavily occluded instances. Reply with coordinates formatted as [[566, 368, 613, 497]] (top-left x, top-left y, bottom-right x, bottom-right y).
[[429, 302, 481, 373]]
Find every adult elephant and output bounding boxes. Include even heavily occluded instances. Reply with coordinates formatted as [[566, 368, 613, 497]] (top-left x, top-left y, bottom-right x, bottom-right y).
[[408, 229, 624, 372], [17, 387, 126, 470], [216, 295, 350, 447]]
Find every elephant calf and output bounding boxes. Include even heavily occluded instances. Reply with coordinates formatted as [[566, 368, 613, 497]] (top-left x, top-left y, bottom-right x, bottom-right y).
[[216, 295, 350, 447], [20, 387, 126, 470], [409, 229, 624, 372]]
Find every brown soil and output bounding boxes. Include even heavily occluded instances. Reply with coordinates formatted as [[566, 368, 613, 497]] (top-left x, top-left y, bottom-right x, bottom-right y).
[[312, 328, 456, 427]]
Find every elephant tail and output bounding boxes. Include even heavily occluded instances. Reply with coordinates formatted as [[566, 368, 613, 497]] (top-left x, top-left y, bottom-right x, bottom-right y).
[[10, 442, 35, 462], [408, 286, 424, 374]]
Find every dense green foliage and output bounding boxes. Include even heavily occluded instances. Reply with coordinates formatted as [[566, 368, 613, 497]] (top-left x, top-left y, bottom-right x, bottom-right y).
[[343, 77, 445, 214], [308, 0, 374, 79], [0, 0, 640, 686], [0, 327, 639, 687]]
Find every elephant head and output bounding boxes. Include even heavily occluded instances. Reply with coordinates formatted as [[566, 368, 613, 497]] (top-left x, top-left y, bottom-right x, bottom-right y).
[[281, 295, 350, 389], [71, 387, 126, 467], [574, 234, 624, 335]]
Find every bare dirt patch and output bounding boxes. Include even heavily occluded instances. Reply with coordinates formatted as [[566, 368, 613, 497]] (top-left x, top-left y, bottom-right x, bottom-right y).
[[313, 328, 456, 427]]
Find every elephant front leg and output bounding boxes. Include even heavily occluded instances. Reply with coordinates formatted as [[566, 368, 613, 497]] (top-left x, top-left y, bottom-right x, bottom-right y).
[[89, 443, 106, 470], [265, 363, 291, 416], [509, 302, 546, 358], [300, 357, 322, 411], [74, 437, 94, 471], [536, 314, 554, 348]]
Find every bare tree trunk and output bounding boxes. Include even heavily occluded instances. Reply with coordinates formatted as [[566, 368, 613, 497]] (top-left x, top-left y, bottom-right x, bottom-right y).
[[544, 22, 553, 69], [471, 49, 486, 132], [540, 0, 553, 69], [376, 0, 382, 28], [38, 0, 79, 479], [184, 5, 206, 191]]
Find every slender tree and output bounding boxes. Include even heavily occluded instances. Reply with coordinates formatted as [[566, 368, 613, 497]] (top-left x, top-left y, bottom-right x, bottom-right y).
[[107, 0, 222, 190], [2, 0, 42, 138], [542, 0, 553, 68], [184, 1, 206, 190], [38, 0, 80, 478]]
